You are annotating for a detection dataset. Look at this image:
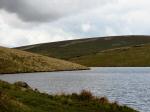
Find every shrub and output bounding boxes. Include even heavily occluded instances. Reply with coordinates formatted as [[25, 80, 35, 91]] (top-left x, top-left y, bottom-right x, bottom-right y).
[[99, 97, 109, 104], [71, 93, 78, 98], [79, 90, 93, 100]]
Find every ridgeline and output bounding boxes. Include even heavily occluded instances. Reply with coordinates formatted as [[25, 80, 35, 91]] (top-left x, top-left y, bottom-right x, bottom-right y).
[[18, 35, 150, 67]]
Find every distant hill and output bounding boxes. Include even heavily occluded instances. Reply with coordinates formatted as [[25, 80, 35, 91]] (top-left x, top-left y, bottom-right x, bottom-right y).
[[70, 44, 150, 67], [0, 47, 88, 74], [18, 35, 150, 61]]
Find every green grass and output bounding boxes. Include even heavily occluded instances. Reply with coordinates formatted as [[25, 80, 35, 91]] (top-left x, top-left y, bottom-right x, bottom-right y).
[[0, 80, 138, 112], [18, 35, 150, 60], [70, 44, 150, 67], [0, 46, 88, 74]]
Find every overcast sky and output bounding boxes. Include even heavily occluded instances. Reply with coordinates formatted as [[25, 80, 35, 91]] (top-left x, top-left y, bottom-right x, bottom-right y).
[[0, 0, 150, 47]]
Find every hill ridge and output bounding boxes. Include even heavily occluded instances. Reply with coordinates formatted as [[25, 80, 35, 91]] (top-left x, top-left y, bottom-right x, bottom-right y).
[[17, 35, 150, 60]]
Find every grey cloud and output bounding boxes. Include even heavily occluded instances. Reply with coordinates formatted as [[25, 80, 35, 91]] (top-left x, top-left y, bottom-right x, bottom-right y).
[[0, 0, 114, 22], [0, 0, 59, 22], [1, 0, 150, 47]]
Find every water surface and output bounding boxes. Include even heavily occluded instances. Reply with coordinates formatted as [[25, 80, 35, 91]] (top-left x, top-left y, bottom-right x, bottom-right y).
[[0, 67, 150, 112]]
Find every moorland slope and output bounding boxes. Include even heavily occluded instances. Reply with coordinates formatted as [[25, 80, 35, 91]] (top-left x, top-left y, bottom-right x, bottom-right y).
[[70, 44, 150, 67], [0, 47, 88, 74], [18, 35, 150, 60]]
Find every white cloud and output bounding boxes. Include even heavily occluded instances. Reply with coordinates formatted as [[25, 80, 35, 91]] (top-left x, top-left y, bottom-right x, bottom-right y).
[[0, 24, 75, 47], [105, 27, 116, 36], [81, 23, 91, 32], [0, 10, 75, 47]]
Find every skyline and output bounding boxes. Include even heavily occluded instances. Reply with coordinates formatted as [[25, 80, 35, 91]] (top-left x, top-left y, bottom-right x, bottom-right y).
[[0, 0, 150, 47]]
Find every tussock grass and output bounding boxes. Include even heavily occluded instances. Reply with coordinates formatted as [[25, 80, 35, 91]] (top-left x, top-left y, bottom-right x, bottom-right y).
[[0, 46, 88, 74], [0, 92, 31, 112]]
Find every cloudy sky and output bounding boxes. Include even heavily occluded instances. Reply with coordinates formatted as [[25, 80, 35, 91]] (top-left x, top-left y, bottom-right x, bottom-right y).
[[0, 0, 150, 47]]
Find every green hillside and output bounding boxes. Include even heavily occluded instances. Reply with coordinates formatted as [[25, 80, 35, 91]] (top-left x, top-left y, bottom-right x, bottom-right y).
[[70, 44, 150, 67], [0, 47, 88, 74], [0, 80, 138, 112], [18, 35, 150, 60]]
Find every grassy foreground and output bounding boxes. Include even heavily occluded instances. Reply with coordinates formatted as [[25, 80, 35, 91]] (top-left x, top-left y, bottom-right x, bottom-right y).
[[0, 46, 88, 74], [0, 80, 138, 112], [70, 44, 150, 67]]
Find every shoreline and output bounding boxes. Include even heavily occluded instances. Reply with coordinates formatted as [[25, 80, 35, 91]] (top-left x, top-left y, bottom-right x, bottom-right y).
[[0, 80, 138, 112], [0, 68, 90, 75]]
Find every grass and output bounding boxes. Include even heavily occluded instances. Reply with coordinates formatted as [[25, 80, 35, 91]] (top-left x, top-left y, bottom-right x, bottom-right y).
[[18, 35, 150, 60], [0, 46, 88, 74], [0, 80, 138, 112], [70, 44, 150, 67]]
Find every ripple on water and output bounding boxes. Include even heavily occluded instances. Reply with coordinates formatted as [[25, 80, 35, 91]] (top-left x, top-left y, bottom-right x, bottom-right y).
[[0, 67, 150, 112]]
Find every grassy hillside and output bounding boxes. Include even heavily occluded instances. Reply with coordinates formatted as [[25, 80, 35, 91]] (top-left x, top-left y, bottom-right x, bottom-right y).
[[18, 35, 150, 60], [0, 47, 88, 74], [70, 44, 150, 67], [0, 80, 138, 112]]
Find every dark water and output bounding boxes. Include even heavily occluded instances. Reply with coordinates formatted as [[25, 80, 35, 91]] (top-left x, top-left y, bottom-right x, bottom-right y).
[[0, 67, 150, 112]]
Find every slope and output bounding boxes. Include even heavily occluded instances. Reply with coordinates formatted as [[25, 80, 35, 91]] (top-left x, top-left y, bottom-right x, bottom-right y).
[[0, 46, 88, 74], [18, 35, 150, 60], [70, 44, 150, 67]]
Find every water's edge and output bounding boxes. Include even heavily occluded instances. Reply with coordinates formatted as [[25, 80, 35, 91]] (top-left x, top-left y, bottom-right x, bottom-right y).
[[1, 67, 150, 112]]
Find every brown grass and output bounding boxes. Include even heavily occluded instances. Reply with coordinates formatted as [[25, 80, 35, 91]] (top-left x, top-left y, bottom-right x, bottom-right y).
[[0, 46, 88, 74], [79, 90, 94, 100]]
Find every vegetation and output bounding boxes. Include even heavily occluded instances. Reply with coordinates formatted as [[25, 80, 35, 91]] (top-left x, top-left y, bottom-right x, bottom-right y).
[[70, 44, 150, 67], [0, 46, 88, 74], [0, 80, 138, 112], [18, 35, 150, 60], [17, 35, 150, 67]]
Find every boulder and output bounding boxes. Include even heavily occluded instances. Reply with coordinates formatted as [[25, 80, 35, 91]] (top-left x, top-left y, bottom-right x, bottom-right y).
[[14, 81, 30, 89]]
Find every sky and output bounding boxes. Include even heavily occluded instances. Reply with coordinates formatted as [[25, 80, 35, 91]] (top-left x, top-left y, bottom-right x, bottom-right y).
[[0, 0, 150, 47]]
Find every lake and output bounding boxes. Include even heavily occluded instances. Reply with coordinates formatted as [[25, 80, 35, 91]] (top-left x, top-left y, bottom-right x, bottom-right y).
[[0, 67, 150, 112]]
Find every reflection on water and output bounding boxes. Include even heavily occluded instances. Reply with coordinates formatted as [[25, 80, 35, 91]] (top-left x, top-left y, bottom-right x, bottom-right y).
[[1, 67, 150, 112]]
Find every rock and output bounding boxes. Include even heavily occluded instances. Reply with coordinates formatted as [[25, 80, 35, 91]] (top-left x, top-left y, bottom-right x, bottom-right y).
[[14, 81, 30, 89], [34, 88, 39, 93]]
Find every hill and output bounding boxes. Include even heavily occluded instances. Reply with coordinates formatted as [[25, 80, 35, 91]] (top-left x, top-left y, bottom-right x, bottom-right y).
[[0, 80, 138, 112], [0, 47, 88, 74], [18, 35, 150, 60], [70, 44, 150, 67]]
